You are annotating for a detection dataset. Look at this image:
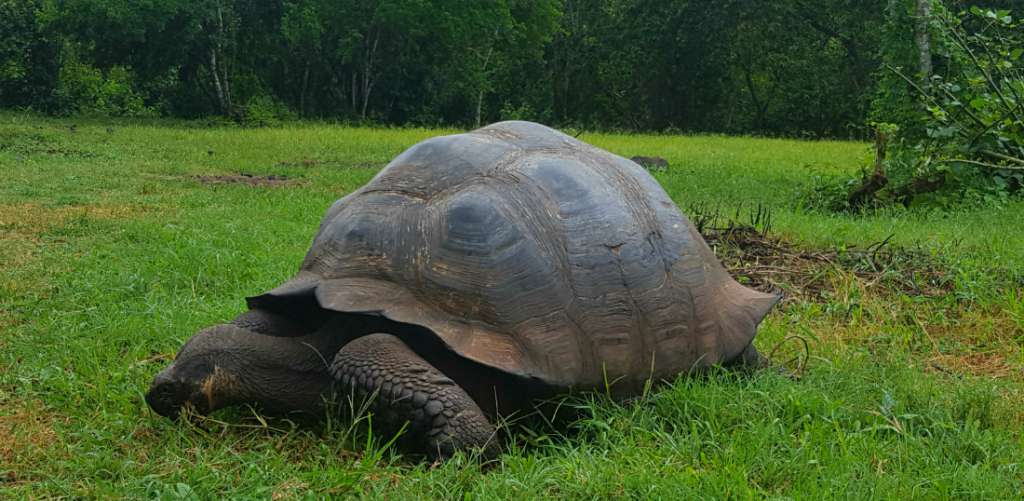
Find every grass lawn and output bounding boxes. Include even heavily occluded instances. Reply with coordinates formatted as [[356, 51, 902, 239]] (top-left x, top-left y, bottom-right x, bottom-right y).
[[1, 113, 1022, 499]]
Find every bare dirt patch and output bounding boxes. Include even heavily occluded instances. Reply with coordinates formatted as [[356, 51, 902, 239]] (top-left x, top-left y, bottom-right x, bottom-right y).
[[930, 352, 1016, 379], [0, 238, 38, 270], [0, 131, 97, 159], [700, 224, 954, 302], [920, 305, 1024, 379], [0, 202, 150, 268], [276, 158, 319, 168], [194, 173, 296, 187], [696, 210, 1021, 380], [276, 159, 379, 169], [0, 202, 146, 231], [0, 397, 68, 484]]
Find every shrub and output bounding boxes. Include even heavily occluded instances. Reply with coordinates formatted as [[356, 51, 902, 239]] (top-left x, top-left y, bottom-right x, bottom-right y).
[[813, 4, 1024, 211], [54, 44, 153, 117], [235, 95, 297, 127]]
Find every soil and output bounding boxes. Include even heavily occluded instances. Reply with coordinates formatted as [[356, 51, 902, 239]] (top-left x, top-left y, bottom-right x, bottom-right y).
[[275, 159, 379, 169], [193, 173, 295, 187], [704, 225, 955, 301]]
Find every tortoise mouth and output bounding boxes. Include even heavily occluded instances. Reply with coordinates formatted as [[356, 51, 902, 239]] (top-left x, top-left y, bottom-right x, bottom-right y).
[[145, 367, 211, 419]]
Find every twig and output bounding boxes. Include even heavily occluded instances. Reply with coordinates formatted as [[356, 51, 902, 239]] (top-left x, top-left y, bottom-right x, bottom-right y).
[[768, 335, 810, 377], [935, 157, 1024, 171], [883, 64, 981, 134], [868, 233, 896, 271], [936, 13, 1024, 126], [979, 149, 1024, 166]]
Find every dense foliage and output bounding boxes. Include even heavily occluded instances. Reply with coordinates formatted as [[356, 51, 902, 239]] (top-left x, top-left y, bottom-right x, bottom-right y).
[[0, 1, 902, 135], [1, 1, 1020, 138], [814, 2, 1024, 209], [893, 5, 1024, 204]]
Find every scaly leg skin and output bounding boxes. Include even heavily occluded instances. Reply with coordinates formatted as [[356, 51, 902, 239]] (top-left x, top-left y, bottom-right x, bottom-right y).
[[733, 342, 770, 370], [729, 341, 797, 378], [331, 333, 499, 460]]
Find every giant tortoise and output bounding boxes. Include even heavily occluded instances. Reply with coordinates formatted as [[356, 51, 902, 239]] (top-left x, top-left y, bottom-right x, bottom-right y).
[[146, 121, 780, 458]]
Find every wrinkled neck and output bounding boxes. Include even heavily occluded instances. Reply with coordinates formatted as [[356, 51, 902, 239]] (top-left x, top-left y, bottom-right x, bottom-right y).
[[195, 325, 349, 415]]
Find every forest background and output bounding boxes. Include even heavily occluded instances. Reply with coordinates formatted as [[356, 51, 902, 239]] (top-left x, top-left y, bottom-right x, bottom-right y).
[[1, 0, 1019, 137]]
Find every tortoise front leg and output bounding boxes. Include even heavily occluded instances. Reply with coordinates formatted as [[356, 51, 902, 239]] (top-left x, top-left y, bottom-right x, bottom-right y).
[[731, 342, 770, 370], [331, 333, 499, 459]]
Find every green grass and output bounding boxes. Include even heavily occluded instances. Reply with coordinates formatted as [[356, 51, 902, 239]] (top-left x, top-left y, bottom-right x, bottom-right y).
[[1, 113, 1022, 499]]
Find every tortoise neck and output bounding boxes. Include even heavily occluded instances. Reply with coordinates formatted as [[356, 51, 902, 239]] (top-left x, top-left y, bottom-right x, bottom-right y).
[[187, 325, 347, 414]]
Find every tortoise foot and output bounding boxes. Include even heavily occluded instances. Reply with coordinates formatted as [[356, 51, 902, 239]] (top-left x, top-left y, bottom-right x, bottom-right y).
[[331, 333, 499, 459]]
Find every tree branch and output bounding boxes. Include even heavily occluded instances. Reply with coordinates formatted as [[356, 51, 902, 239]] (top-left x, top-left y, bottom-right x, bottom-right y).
[[979, 149, 1024, 166], [936, 157, 1024, 171], [936, 13, 1024, 126], [884, 63, 982, 134]]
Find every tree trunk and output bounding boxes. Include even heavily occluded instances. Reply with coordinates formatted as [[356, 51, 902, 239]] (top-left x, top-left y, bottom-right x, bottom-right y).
[[351, 72, 357, 112], [894, 176, 945, 205], [360, 30, 380, 120], [207, 2, 231, 116], [475, 89, 486, 127], [742, 65, 766, 130], [217, 2, 231, 113], [361, 72, 373, 119], [300, 62, 310, 117], [209, 47, 227, 114], [916, 0, 932, 86], [474, 41, 496, 128], [848, 129, 890, 208]]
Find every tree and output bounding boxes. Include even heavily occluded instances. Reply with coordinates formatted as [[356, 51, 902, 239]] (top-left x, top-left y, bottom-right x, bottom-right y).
[[199, 0, 237, 115], [917, 0, 933, 84], [0, 0, 60, 109], [282, 0, 322, 116], [6, 0, 1015, 141]]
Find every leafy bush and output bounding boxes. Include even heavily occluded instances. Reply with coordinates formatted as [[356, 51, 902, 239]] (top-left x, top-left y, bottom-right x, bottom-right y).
[[235, 95, 298, 127], [813, 4, 1024, 211], [892, 5, 1024, 204], [499, 101, 551, 124], [54, 45, 153, 117]]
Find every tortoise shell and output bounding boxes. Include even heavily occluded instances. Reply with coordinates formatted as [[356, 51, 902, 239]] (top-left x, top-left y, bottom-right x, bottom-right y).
[[250, 121, 779, 392]]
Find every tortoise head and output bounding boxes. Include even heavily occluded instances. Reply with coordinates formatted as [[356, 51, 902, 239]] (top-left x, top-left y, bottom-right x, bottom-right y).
[[146, 324, 343, 419]]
